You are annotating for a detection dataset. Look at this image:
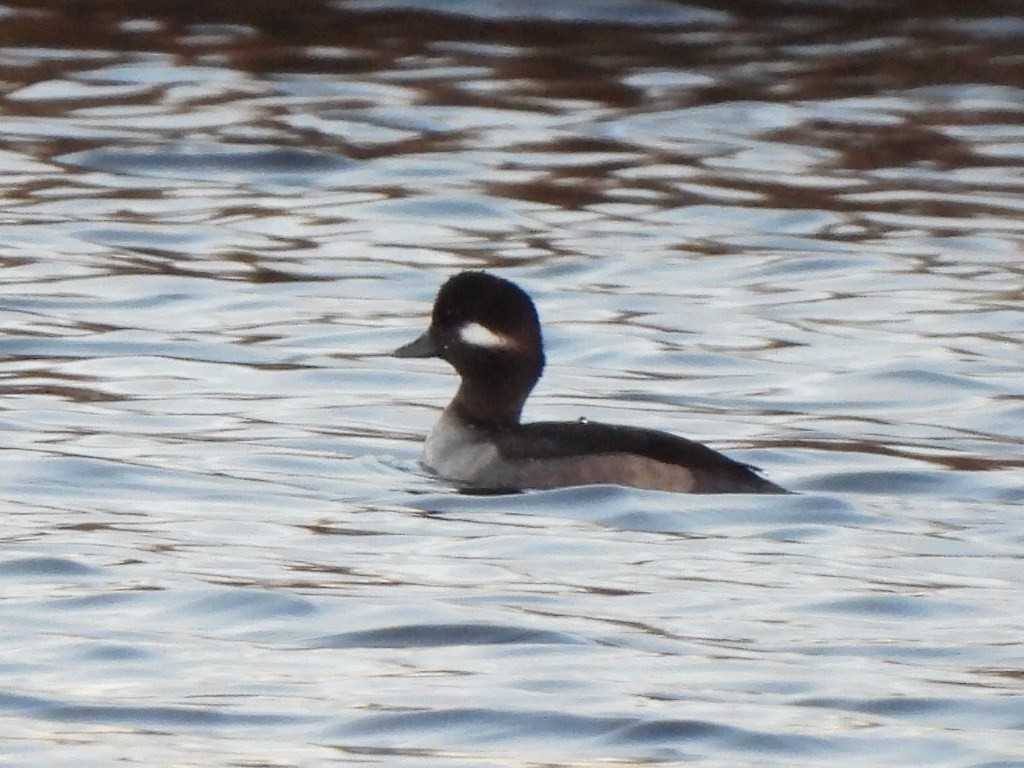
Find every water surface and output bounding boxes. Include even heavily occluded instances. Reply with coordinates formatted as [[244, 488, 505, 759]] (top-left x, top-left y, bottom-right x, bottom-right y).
[[1, 1, 1023, 766]]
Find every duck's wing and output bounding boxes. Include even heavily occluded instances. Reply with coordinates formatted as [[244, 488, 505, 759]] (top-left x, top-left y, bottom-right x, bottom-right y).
[[493, 420, 786, 494]]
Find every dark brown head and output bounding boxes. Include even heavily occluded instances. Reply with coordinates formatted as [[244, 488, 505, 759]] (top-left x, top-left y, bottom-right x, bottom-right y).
[[393, 271, 545, 424]]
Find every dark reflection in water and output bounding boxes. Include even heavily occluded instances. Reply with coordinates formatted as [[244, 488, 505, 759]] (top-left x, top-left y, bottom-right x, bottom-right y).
[[2, 1, 1024, 767]]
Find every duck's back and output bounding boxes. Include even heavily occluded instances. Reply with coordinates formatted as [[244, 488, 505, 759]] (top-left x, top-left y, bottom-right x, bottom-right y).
[[489, 420, 786, 494]]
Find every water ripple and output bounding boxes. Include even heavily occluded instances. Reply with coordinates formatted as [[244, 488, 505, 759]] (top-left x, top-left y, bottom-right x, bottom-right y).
[[314, 623, 579, 648]]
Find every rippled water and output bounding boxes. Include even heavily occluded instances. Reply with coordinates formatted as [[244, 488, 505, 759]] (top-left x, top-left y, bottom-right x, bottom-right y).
[[2, 0, 1023, 765]]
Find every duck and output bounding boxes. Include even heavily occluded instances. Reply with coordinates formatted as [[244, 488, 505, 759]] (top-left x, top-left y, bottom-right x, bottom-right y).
[[394, 271, 785, 494]]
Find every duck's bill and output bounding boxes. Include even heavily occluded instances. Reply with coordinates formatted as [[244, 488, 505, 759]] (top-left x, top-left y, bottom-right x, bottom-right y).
[[393, 330, 439, 358]]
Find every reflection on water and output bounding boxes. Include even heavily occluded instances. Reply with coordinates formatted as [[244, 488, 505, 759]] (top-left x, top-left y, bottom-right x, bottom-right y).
[[1, 0, 1023, 766]]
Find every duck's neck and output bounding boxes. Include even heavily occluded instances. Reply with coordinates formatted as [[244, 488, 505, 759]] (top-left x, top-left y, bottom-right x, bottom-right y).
[[450, 357, 545, 427]]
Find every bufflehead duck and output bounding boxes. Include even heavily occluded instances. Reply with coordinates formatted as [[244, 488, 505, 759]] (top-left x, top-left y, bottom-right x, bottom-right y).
[[394, 271, 785, 494]]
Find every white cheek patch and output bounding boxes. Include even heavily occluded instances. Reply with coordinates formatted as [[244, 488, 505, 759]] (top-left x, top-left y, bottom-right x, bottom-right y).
[[459, 322, 511, 350]]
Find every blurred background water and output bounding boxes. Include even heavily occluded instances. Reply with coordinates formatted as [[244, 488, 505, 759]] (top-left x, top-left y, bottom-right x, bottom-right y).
[[1, 0, 1023, 765]]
